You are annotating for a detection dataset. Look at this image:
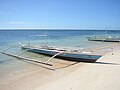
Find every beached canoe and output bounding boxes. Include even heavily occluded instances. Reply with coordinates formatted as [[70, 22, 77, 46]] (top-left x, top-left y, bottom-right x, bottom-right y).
[[20, 44, 101, 63]]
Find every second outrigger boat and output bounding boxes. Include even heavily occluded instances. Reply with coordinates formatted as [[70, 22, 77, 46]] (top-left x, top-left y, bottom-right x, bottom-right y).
[[87, 31, 120, 42], [87, 36, 120, 42]]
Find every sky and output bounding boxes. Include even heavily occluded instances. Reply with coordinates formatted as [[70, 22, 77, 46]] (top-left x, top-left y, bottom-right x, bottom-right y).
[[0, 0, 120, 30]]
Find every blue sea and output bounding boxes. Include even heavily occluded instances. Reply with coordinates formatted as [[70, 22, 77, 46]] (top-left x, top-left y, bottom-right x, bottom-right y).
[[1, 30, 120, 48], [0, 30, 120, 83]]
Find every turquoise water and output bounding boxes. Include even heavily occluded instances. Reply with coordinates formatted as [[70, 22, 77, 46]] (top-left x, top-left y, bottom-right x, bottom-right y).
[[0, 30, 120, 81]]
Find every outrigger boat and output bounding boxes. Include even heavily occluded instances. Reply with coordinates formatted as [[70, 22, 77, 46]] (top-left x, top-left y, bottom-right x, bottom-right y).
[[87, 36, 120, 42], [87, 31, 120, 42], [0, 32, 102, 67], [19, 43, 101, 63]]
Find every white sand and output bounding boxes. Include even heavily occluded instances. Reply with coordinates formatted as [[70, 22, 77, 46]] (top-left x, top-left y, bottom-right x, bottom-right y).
[[36, 50, 120, 90], [0, 48, 120, 90]]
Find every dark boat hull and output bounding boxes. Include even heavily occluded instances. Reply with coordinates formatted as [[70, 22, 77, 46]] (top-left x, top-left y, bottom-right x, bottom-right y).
[[22, 46, 101, 62]]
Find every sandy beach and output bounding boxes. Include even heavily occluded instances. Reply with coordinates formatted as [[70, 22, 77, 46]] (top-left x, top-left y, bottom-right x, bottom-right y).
[[36, 50, 120, 90], [0, 44, 120, 90]]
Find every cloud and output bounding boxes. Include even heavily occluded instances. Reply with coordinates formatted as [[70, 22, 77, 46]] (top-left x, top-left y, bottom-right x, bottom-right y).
[[8, 21, 26, 25]]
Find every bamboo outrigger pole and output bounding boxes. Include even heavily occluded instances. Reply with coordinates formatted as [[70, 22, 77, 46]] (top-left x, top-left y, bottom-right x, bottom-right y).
[[45, 51, 64, 64]]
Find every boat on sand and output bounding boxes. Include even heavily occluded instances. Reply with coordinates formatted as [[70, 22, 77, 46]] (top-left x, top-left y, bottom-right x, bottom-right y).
[[20, 43, 101, 63], [0, 33, 102, 67]]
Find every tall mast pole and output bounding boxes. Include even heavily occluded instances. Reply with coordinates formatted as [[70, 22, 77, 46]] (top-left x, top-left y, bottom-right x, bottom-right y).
[[28, 32, 30, 46], [45, 30, 48, 47]]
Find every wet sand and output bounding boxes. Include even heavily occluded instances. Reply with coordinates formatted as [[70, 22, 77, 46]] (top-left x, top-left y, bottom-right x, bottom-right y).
[[0, 44, 120, 90]]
